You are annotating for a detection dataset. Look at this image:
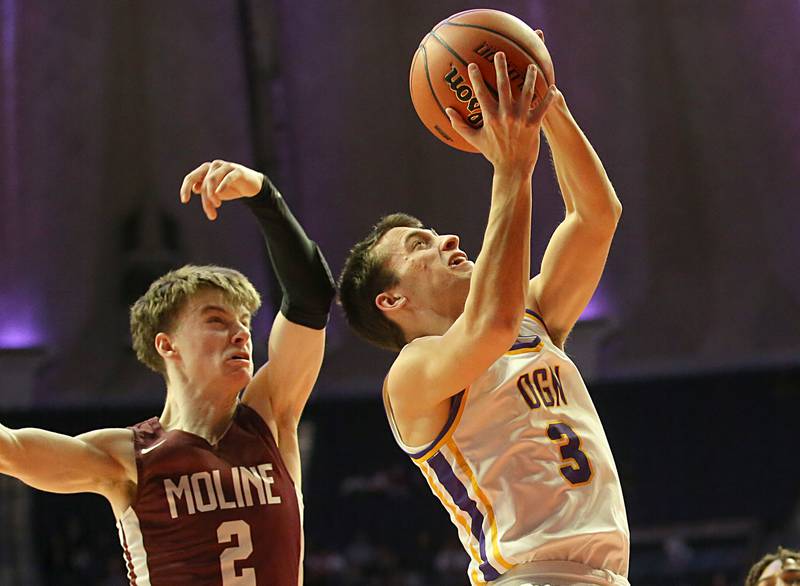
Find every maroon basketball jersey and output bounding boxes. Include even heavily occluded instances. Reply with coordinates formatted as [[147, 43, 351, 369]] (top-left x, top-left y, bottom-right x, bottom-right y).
[[116, 403, 301, 586]]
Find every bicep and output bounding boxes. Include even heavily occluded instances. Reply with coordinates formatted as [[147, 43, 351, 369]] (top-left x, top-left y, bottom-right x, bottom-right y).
[[242, 312, 325, 430], [0, 427, 132, 495], [527, 213, 616, 345]]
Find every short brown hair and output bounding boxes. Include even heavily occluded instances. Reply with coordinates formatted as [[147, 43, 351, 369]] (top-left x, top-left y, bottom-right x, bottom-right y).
[[746, 546, 800, 586], [338, 213, 423, 351], [130, 265, 261, 375]]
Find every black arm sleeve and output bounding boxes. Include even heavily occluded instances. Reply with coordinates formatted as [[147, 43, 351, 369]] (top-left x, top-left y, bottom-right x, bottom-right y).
[[243, 175, 336, 330]]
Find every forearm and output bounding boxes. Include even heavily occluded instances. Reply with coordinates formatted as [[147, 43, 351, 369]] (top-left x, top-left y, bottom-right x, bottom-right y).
[[465, 170, 532, 333], [244, 177, 336, 330], [543, 94, 621, 221]]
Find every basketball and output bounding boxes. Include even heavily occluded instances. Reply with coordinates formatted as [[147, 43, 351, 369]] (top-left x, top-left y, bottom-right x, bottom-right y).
[[409, 9, 555, 153]]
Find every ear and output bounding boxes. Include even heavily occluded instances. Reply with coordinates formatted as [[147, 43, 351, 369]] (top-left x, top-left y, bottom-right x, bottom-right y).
[[375, 291, 407, 314], [154, 332, 177, 359]]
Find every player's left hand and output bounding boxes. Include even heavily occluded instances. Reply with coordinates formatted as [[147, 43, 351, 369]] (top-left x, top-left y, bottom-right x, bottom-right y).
[[179, 160, 264, 221]]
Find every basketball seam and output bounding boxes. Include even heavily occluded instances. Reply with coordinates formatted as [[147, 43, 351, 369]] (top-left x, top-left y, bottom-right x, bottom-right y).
[[420, 45, 454, 142], [439, 21, 544, 78], [430, 31, 500, 99]]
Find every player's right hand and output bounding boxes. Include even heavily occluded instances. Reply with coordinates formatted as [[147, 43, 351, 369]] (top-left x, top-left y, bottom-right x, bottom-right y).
[[179, 160, 265, 221], [446, 52, 556, 175]]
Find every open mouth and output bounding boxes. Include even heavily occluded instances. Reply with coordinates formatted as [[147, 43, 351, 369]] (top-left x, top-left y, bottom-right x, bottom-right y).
[[448, 252, 469, 268], [227, 352, 251, 363]]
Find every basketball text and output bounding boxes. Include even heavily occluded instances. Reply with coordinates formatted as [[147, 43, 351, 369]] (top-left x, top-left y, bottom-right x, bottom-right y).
[[474, 42, 527, 91], [164, 463, 282, 519], [516, 365, 567, 410], [443, 66, 483, 128]]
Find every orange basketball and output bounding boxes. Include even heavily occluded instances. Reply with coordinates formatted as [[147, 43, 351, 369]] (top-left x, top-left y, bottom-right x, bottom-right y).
[[409, 9, 555, 153]]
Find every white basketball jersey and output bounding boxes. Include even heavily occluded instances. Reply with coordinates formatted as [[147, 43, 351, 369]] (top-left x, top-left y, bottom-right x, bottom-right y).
[[385, 310, 629, 585]]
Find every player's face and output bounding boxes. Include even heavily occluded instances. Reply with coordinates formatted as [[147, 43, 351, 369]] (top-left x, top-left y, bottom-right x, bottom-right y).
[[168, 289, 254, 391], [758, 558, 800, 586], [377, 226, 474, 315]]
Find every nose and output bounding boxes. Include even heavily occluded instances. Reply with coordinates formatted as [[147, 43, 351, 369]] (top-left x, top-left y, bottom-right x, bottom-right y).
[[440, 234, 460, 251], [232, 324, 251, 347]]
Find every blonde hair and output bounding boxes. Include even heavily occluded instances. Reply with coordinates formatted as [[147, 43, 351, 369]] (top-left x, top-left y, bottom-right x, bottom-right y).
[[130, 265, 261, 374]]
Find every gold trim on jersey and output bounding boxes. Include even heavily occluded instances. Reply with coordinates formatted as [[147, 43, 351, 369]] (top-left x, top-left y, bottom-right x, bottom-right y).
[[418, 463, 484, 568], [447, 440, 515, 571], [505, 340, 545, 355], [470, 567, 486, 585], [523, 308, 551, 338], [411, 387, 470, 463]]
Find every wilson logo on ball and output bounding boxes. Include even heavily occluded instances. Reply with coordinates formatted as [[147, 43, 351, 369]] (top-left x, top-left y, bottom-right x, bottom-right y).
[[443, 66, 483, 128]]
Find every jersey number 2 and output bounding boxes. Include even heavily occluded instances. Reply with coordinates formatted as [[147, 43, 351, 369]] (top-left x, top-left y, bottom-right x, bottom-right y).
[[546, 422, 593, 486], [218, 520, 256, 585]]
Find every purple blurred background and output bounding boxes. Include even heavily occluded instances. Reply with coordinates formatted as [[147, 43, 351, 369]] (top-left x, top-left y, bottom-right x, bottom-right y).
[[3, 0, 799, 406], [1, 2, 800, 583]]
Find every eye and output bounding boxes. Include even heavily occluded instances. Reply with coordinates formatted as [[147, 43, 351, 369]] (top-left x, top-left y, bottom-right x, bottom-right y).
[[208, 316, 225, 324], [412, 239, 426, 250]]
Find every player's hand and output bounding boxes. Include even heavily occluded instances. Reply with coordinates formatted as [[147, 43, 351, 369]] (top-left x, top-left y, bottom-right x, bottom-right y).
[[179, 160, 264, 221], [446, 52, 556, 175]]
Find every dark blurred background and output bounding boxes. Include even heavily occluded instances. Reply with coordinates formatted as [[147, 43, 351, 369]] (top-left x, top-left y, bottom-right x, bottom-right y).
[[1, 0, 798, 584]]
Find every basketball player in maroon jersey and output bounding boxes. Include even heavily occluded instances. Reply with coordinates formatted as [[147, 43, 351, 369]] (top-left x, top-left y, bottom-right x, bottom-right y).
[[0, 160, 336, 585]]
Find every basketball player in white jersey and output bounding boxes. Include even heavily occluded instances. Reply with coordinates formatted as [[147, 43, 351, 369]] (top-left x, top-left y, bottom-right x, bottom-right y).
[[0, 161, 336, 585], [338, 40, 629, 586]]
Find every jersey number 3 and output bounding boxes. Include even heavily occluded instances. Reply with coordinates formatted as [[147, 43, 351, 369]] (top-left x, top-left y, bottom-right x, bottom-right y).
[[218, 520, 256, 585], [547, 422, 593, 486]]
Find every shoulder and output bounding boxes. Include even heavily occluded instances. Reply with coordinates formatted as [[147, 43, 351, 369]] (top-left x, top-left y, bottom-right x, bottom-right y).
[[76, 427, 137, 490], [396, 334, 442, 361], [387, 337, 439, 388], [386, 336, 442, 411], [236, 402, 273, 435], [76, 427, 135, 454], [236, 400, 283, 451]]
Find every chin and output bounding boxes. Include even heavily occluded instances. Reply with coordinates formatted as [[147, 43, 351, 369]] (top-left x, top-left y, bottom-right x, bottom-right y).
[[226, 367, 253, 388]]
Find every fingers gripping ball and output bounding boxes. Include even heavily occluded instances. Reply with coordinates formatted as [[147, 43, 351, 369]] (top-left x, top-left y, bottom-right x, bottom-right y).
[[409, 9, 555, 152]]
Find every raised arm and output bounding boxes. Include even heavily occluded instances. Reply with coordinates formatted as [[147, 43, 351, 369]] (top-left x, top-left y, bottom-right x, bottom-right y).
[[527, 89, 622, 347], [180, 161, 335, 483], [0, 424, 135, 514], [388, 54, 556, 416]]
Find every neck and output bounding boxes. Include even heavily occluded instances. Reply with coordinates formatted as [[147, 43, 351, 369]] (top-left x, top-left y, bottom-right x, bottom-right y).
[[160, 377, 240, 445], [402, 307, 457, 341]]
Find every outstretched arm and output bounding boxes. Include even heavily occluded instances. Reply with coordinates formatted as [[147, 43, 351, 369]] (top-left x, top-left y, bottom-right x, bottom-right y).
[[528, 89, 622, 348], [0, 424, 134, 513], [180, 161, 335, 483], [388, 55, 556, 418]]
